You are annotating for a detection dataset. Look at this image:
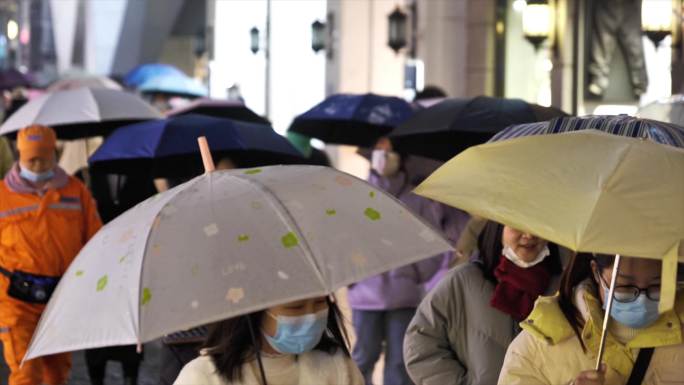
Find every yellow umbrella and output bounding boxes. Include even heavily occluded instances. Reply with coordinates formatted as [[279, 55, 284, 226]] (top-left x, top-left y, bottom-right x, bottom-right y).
[[416, 129, 683, 306], [415, 129, 684, 369]]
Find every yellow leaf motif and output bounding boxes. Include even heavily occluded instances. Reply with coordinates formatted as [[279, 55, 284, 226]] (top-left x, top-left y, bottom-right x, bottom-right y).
[[281, 232, 299, 248], [141, 288, 152, 306], [96, 275, 108, 292], [364, 208, 381, 221]]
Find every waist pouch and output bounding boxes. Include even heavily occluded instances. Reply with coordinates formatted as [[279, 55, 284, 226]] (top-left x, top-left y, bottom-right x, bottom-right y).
[[0, 267, 60, 304]]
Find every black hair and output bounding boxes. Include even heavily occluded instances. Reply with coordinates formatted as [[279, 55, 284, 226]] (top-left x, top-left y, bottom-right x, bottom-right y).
[[414, 85, 447, 101], [203, 297, 350, 382]]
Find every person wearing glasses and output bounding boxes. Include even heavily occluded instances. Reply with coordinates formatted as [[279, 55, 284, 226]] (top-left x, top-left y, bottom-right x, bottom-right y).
[[498, 253, 684, 385]]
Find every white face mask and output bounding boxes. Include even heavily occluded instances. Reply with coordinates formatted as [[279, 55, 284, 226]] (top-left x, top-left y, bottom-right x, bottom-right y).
[[371, 150, 401, 177], [502, 245, 550, 268]]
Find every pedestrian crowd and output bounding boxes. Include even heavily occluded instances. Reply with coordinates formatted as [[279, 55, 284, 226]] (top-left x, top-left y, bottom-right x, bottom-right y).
[[0, 74, 682, 385]]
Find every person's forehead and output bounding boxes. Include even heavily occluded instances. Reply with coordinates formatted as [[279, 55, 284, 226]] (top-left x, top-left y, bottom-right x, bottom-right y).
[[616, 258, 661, 279]]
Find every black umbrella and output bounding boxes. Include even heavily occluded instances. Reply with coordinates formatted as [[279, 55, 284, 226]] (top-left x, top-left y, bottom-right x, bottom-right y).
[[389, 96, 569, 161], [167, 99, 270, 125], [288, 93, 415, 147]]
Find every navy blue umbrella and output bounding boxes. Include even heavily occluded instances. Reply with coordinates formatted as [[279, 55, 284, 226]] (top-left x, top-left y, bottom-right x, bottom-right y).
[[89, 114, 304, 178], [389, 96, 569, 161], [288, 93, 415, 147]]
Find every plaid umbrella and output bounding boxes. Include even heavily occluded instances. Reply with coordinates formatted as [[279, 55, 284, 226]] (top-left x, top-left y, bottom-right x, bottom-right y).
[[490, 115, 684, 148]]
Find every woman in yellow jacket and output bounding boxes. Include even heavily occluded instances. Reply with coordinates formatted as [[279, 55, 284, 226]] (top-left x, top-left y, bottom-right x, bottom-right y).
[[0, 125, 102, 385], [498, 253, 684, 385]]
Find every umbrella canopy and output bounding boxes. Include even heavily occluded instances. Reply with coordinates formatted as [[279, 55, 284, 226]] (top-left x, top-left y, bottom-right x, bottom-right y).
[[0, 88, 162, 139], [389, 96, 569, 161], [490, 115, 684, 147], [167, 99, 270, 125], [415, 130, 683, 312], [0, 68, 33, 90], [138, 74, 208, 98], [25, 165, 453, 359], [123, 63, 185, 88], [48, 75, 122, 92], [89, 114, 304, 177], [288, 93, 415, 147]]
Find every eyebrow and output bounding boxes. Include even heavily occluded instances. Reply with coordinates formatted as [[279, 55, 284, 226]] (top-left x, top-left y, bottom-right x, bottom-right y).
[[617, 273, 661, 282]]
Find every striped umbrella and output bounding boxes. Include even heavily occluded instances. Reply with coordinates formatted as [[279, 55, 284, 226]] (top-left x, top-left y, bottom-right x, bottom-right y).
[[490, 115, 684, 148]]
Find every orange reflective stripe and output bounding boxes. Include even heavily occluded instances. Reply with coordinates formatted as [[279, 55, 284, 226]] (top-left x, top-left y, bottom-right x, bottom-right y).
[[0, 205, 39, 219]]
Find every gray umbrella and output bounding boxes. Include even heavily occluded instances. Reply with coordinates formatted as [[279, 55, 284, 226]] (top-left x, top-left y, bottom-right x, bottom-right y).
[[0, 87, 161, 139], [26, 165, 453, 360]]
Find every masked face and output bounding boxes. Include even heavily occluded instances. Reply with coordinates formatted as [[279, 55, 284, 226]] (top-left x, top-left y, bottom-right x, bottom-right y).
[[19, 164, 55, 183], [598, 276, 660, 329], [371, 150, 401, 177], [594, 257, 662, 329], [502, 244, 550, 268], [263, 309, 329, 354], [501, 226, 548, 265]]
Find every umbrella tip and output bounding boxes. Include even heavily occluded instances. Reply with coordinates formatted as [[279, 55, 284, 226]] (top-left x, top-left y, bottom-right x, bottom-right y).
[[198, 136, 215, 173]]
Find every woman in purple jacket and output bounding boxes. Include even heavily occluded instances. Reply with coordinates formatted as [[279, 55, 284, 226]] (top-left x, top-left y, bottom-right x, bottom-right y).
[[348, 138, 468, 385]]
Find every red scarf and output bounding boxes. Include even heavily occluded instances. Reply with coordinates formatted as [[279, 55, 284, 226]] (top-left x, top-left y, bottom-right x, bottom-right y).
[[490, 255, 553, 321]]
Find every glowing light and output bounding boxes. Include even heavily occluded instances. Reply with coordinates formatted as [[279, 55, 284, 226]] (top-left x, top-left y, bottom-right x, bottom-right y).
[[513, 0, 527, 13], [6, 20, 18, 41]]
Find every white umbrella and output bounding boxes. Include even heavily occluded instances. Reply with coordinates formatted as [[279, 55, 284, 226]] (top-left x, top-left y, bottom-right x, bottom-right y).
[[47, 76, 122, 92], [0, 87, 162, 139], [25, 164, 453, 360]]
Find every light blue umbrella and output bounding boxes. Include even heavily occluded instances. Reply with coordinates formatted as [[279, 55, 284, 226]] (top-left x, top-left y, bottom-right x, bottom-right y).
[[124, 63, 185, 88], [138, 74, 208, 98]]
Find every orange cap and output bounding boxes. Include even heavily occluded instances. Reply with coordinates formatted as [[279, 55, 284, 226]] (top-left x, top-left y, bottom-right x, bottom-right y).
[[17, 125, 57, 161]]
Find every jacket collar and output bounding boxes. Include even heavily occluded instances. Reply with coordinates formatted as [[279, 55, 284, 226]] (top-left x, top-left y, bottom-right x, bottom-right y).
[[522, 282, 684, 378], [3, 162, 69, 195]]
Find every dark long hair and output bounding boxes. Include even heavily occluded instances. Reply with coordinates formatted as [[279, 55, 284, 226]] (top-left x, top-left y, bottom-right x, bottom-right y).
[[557, 253, 609, 351], [559, 253, 683, 351], [474, 221, 563, 283], [203, 297, 350, 382]]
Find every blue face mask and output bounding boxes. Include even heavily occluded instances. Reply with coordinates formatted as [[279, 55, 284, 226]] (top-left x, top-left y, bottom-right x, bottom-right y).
[[263, 309, 328, 354], [602, 286, 660, 329], [20, 165, 54, 183]]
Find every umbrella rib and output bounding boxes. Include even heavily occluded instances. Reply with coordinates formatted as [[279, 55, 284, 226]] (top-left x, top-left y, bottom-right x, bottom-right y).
[[576, 142, 632, 253], [135, 178, 203, 342], [228, 172, 329, 291]]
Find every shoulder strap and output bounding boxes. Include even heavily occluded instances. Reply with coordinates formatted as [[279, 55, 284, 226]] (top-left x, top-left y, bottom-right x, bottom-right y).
[[0, 265, 12, 278], [626, 347, 654, 385]]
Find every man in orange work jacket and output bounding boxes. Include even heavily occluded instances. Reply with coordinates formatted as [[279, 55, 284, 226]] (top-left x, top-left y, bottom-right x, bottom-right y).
[[0, 125, 102, 385]]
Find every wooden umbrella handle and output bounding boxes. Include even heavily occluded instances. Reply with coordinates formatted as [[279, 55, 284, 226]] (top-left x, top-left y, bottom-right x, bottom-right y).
[[198, 136, 215, 173]]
